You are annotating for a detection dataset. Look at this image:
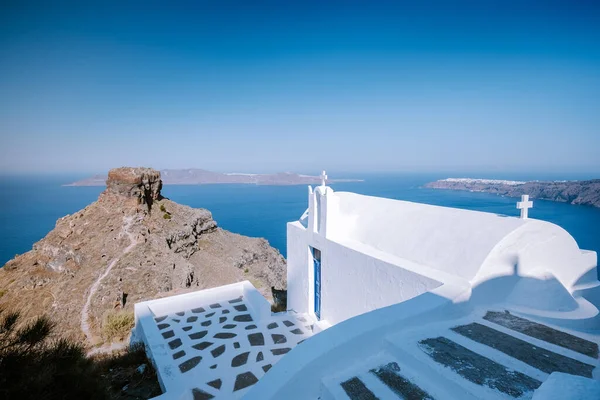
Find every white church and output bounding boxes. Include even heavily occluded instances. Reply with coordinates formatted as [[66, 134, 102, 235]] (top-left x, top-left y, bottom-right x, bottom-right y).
[[132, 172, 600, 400]]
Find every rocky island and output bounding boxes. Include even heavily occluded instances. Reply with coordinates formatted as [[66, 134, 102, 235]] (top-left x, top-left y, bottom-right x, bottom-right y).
[[0, 167, 287, 347], [66, 168, 363, 186], [425, 178, 600, 208]]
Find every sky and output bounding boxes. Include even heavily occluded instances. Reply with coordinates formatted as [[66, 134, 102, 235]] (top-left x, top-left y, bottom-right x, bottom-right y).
[[0, 1, 599, 175]]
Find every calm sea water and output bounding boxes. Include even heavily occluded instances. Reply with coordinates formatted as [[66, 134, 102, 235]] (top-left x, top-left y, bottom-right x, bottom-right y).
[[2, 173, 600, 273]]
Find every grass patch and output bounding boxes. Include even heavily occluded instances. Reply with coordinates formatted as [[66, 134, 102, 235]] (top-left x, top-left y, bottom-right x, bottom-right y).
[[0, 289, 6, 298], [163, 213, 171, 220], [102, 310, 135, 341], [248, 277, 263, 289], [159, 204, 166, 213]]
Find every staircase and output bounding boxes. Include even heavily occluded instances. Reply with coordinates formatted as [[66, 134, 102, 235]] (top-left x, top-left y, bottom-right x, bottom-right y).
[[320, 310, 599, 399]]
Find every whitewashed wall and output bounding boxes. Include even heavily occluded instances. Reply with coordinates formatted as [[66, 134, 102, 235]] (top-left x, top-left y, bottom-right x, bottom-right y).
[[321, 239, 442, 325], [287, 221, 442, 325], [286, 222, 310, 315]]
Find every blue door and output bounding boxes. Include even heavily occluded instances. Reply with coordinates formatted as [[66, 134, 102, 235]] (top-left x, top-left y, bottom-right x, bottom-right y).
[[312, 247, 321, 320]]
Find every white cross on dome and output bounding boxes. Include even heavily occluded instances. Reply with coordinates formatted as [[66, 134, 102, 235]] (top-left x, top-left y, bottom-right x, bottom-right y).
[[517, 194, 533, 219]]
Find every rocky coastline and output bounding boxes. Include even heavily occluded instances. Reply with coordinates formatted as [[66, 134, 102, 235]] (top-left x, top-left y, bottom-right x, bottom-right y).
[[425, 178, 600, 208]]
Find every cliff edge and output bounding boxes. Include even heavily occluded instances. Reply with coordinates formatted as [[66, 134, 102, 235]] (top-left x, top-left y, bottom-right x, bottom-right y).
[[425, 178, 600, 208], [0, 167, 286, 346]]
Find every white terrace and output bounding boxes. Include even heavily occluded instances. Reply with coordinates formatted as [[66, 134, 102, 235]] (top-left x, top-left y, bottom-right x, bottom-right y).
[[133, 172, 600, 399], [132, 282, 316, 399]]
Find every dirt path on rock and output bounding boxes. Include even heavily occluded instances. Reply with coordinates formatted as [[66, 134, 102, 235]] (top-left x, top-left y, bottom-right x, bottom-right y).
[[81, 215, 138, 351]]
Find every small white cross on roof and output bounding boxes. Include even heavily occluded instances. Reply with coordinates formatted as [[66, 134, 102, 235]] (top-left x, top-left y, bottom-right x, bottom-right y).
[[320, 170, 327, 187], [517, 194, 533, 219]]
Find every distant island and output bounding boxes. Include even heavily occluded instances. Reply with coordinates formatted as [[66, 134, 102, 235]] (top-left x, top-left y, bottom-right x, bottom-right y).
[[65, 169, 363, 186], [425, 178, 600, 208]]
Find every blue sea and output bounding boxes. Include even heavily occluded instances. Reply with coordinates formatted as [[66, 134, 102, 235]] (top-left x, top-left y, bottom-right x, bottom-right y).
[[2, 173, 600, 274]]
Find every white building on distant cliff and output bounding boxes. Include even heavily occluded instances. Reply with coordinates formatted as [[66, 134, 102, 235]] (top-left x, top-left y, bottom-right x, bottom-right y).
[[133, 172, 600, 400]]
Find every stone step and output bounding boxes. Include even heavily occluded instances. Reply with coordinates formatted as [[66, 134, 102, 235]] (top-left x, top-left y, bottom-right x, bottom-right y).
[[320, 357, 405, 400], [483, 311, 599, 359], [418, 336, 542, 399], [335, 363, 438, 400], [320, 366, 383, 400], [369, 362, 434, 400], [452, 322, 595, 378], [384, 339, 481, 400], [340, 377, 380, 400], [321, 354, 446, 400]]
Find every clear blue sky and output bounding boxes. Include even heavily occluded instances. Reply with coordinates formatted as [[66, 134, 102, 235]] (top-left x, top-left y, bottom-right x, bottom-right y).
[[1, 1, 599, 174]]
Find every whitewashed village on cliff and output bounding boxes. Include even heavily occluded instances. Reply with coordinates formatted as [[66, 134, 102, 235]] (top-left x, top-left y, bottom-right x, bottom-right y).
[[130, 170, 600, 400]]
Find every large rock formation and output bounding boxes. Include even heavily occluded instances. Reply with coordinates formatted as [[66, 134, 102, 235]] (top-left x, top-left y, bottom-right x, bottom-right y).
[[0, 167, 286, 344], [104, 167, 162, 209]]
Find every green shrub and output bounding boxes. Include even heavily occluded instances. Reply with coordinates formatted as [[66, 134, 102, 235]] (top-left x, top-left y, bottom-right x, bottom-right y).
[[102, 310, 135, 341], [0, 289, 6, 298], [163, 213, 171, 220], [159, 204, 166, 213], [0, 308, 106, 400], [244, 268, 249, 274]]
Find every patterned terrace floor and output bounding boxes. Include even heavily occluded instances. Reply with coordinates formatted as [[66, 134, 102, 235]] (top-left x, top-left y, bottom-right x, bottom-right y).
[[151, 295, 314, 399]]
